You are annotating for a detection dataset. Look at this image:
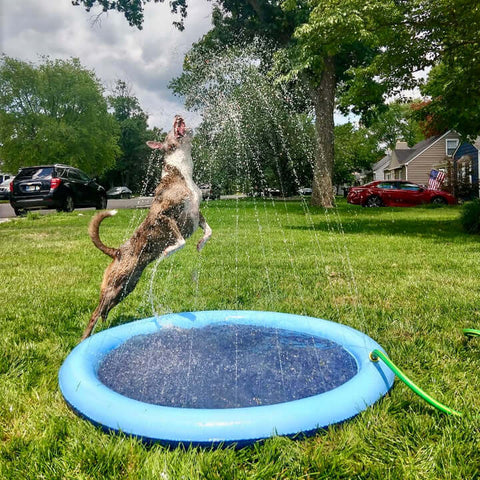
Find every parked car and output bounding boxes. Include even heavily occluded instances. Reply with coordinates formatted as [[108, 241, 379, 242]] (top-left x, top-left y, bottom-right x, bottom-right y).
[[199, 184, 221, 200], [0, 178, 13, 200], [107, 186, 132, 199], [248, 187, 282, 197], [265, 187, 282, 197], [347, 180, 456, 207], [0, 173, 13, 184], [298, 187, 312, 195], [9, 164, 107, 216]]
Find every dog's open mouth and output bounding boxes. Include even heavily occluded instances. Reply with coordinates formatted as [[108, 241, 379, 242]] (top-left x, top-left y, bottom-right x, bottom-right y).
[[174, 116, 186, 139]]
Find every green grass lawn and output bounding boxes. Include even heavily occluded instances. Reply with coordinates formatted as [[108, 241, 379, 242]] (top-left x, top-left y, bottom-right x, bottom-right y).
[[1, 199, 479, 479]]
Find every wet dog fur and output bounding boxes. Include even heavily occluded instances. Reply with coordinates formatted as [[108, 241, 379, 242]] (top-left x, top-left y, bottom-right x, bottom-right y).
[[81, 116, 211, 340]]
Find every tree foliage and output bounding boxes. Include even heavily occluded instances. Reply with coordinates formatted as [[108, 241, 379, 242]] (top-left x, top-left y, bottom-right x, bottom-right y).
[[408, 0, 480, 140], [417, 61, 480, 140], [171, 44, 314, 195], [103, 80, 159, 192], [0, 55, 120, 176], [369, 101, 425, 150], [175, 1, 386, 206], [333, 123, 383, 186], [72, 0, 188, 30], [326, 0, 480, 139]]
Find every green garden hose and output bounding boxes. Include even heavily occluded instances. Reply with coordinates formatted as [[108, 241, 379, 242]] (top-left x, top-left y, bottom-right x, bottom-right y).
[[369, 349, 462, 417], [463, 328, 480, 338]]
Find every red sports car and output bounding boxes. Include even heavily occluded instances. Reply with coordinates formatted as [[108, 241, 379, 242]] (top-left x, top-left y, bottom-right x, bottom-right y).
[[347, 180, 456, 207]]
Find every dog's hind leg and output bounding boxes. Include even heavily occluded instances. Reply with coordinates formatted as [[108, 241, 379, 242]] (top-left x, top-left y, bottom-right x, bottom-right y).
[[81, 287, 123, 341], [197, 212, 212, 252], [81, 266, 129, 341], [81, 306, 103, 341]]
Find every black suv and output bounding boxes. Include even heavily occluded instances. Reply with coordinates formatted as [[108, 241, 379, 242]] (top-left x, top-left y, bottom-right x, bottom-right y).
[[10, 164, 107, 216]]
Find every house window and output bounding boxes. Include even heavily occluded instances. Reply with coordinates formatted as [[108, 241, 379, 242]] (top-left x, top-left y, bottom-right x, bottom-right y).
[[446, 139, 459, 156]]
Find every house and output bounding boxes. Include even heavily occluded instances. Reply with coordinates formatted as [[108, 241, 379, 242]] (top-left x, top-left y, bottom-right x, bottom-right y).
[[372, 154, 391, 181], [452, 139, 479, 199], [383, 130, 461, 185]]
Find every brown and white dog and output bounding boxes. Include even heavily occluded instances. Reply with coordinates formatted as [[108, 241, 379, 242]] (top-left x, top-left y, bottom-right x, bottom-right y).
[[81, 115, 212, 340]]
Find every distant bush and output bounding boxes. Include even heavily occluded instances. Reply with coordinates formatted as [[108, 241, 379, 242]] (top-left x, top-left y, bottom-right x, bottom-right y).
[[461, 199, 480, 234]]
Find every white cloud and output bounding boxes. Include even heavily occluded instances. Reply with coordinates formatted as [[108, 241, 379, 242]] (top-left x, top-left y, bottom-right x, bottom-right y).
[[0, 0, 212, 131]]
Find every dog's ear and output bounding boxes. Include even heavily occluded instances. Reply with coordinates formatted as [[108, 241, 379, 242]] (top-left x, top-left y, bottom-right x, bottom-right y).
[[146, 141, 165, 150]]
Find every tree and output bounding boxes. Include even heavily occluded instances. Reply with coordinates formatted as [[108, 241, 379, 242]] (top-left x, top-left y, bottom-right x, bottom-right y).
[[335, 0, 480, 140], [181, 1, 349, 207], [333, 123, 383, 187], [0, 55, 120, 176], [416, 62, 480, 140], [402, 0, 480, 141], [103, 80, 157, 192], [170, 44, 315, 196], [369, 101, 425, 150]]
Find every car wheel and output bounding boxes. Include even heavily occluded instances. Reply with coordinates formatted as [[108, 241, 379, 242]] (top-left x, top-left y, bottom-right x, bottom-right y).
[[431, 196, 448, 205], [62, 195, 75, 212], [96, 195, 107, 210], [364, 195, 383, 207], [14, 207, 26, 216]]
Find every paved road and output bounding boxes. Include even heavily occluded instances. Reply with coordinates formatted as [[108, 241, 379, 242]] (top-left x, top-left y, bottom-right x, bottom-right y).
[[0, 196, 154, 220], [0, 195, 243, 221]]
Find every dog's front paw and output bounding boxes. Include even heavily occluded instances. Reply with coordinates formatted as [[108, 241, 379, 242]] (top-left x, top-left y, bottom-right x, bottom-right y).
[[197, 226, 212, 252], [197, 238, 207, 252], [197, 235, 211, 252], [163, 238, 186, 258]]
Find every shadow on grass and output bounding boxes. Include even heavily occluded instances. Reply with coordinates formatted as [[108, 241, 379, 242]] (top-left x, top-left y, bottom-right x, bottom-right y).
[[287, 207, 468, 241]]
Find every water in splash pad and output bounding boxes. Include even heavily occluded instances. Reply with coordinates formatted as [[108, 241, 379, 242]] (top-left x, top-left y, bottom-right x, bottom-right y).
[[97, 324, 358, 409]]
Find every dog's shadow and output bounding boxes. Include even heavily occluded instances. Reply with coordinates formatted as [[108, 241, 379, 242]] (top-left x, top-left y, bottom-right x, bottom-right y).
[[102, 314, 140, 331]]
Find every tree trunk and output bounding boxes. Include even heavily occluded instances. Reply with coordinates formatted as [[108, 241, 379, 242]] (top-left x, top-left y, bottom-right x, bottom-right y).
[[310, 56, 336, 208]]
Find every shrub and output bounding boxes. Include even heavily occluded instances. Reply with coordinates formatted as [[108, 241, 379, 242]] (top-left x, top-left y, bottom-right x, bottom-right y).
[[460, 199, 480, 233]]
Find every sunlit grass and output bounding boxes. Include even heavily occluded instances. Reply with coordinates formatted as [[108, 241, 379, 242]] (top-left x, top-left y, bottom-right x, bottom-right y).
[[1, 199, 479, 479]]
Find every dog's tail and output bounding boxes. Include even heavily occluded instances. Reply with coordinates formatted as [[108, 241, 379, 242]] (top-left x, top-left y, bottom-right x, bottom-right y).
[[88, 210, 118, 258]]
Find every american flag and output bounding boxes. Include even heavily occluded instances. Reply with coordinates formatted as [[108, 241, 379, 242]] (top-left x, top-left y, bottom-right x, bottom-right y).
[[427, 169, 446, 190]]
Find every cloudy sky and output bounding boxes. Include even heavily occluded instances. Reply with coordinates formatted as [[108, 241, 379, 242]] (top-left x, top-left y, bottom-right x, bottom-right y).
[[1, 0, 213, 131]]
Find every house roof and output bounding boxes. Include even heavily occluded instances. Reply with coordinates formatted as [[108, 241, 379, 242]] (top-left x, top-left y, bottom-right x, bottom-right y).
[[373, 154, 390, 171], [394, 148, 415, 165], [386, 133, 448, 171]]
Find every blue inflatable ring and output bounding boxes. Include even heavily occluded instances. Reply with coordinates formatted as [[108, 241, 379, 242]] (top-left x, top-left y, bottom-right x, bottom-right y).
[[59, 310, 394, 446]]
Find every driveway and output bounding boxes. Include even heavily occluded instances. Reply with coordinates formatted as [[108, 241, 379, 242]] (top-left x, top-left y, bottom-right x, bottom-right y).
[[0, 197, 154, 220]]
